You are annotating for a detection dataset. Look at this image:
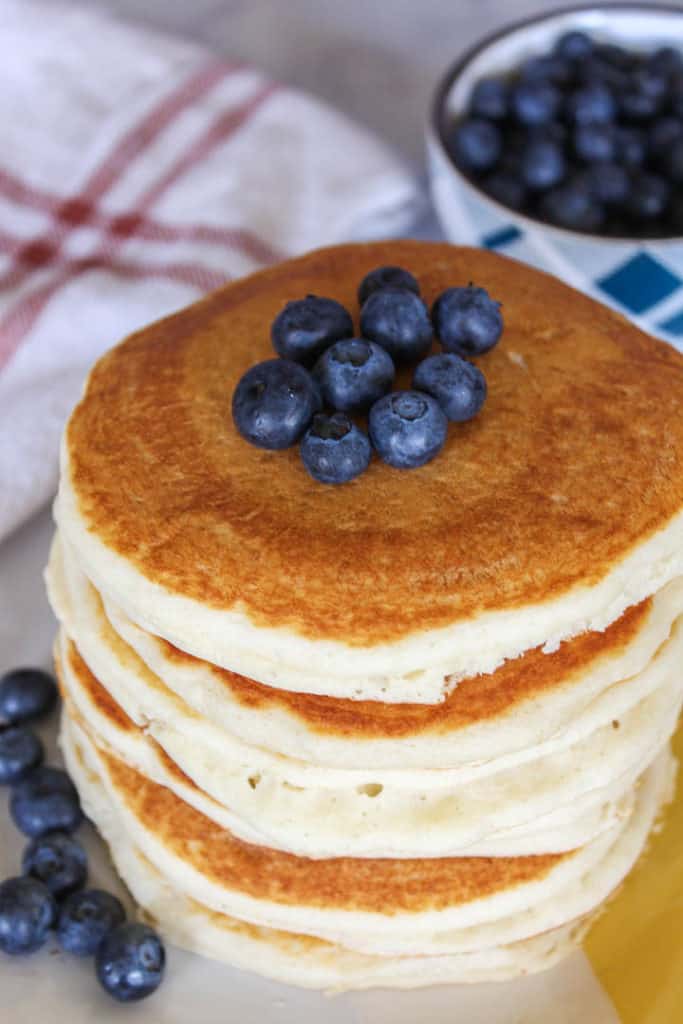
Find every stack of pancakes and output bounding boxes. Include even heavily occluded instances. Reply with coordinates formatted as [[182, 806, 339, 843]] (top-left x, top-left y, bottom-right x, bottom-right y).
[[46, 242, 683, 990]]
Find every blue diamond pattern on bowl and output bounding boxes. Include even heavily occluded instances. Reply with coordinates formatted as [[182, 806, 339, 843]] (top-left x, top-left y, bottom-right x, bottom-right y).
[[483, 225, 523, 250], [597, 252, 681, 315], [658, 307, 683, 337]]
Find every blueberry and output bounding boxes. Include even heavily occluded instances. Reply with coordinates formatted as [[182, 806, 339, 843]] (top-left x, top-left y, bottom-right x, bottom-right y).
[[96, 922, 165, 1002], [566, 83, 616, 125], [469, 77, 508, 120], [314, 339, 394, 413], [595, 43, 639, 72], [481, 170, 526, 210], [539, 182, 604, 233], [58, 889, 126, 956], [649, 117, 683, 158], [23, 832, 87, 899], [511, 81, 561, 125], [413, 353, 487, 423], [520, 56, 573, 88], [584, 163, 630, 205], [647, 47, 682, 78], [615, 127, 647, 167], [627, 173, 671, 221], [0, 726, 43, 785], [521, 138, 566, 190], [232, 359, 321, 450], [554, 30, 592, 62], [0, 668, 57, 725], [10, 766, 83, 838], [357, 265, 419, 305], [621, 92, 661, 120], [300, 413, 371, 485], [0, 876, 56, 955], [578, 56, 629, 92], [270, 295, 353, 365], [432, 285, 503, 357], [662, 139, 683, 184], [671, 77, 683, 119], [574, 123, 616, 163], [369, 392, 447, 470], [450, 118, 502, 172], [360, 288, 432, 364]]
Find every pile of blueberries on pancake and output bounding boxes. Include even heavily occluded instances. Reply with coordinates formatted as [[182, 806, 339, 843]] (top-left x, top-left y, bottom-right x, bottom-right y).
[[448, 31, 683, 236], [232, 266, 503, 484], [0, 668, 165, 1003]]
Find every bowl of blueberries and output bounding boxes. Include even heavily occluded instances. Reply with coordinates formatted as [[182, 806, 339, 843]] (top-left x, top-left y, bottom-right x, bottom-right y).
[[427, 3, 683, 347]]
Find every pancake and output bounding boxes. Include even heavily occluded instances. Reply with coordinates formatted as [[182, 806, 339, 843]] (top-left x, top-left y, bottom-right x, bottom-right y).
[[61, 710, 675, 961], [54, 241, 683, 702], [53, 573, 683, 858], [64, 734, 595, 989], [49, 534, 683, 772]]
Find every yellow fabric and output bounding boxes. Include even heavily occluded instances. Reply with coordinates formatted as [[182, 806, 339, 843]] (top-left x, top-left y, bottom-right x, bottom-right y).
[[585, 721, 683, 1023]]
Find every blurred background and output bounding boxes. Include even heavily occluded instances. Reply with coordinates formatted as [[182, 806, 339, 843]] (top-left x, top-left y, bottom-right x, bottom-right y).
[[85, 0, 583, 169]]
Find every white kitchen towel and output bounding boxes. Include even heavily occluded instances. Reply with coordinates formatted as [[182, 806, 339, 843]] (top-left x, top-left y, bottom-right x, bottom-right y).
[[0, 0, 421, 544]]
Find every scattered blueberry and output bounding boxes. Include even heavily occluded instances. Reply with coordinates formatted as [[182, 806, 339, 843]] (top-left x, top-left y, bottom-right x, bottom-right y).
[[369, 391, 447, 469], [469, 77, 508, 120], [0, 726, 43, 785], [232, 359, 321, 450], [0, 876, 57, 955], [554, 30, 592, 62], [96, 923, 166, 1003], [23, 832, 87, 899], [58, 889, 126, 956], [574, 123, 616, 163], [566, 83, 617, 125], [271, 295, 353, 365], [520, 138, 566, 190], [432, 285, 503, 357], [10, 766, 83, 838], [450, 117, 502, 172], [627, 173, 670, 221], [539, 181, 604, 233], [413, 353, 487, 423], [357, 265, 419, 305], [360, 288, 433, 364], [0, 668, 57, 725], [300, 413, 371, 485], [314, 338, 394, 413], [511, 80, 561, 125]]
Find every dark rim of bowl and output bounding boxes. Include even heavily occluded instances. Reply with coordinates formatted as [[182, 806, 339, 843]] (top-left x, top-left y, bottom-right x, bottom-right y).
[[431, 1, 683, 245]]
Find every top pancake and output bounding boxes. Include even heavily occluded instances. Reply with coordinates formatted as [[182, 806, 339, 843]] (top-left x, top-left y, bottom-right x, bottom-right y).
[[57, 241, 683, 694]]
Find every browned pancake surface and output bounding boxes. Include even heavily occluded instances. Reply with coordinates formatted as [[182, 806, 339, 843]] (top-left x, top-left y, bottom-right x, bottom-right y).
[[60, 643, 568, 913], [67, 242, 683, 646], [95, 738, 568, 914], [155, 596, 653, 738]]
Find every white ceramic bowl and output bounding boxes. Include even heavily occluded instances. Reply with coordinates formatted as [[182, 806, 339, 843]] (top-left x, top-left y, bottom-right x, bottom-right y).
[[427, 3, 683, 349]]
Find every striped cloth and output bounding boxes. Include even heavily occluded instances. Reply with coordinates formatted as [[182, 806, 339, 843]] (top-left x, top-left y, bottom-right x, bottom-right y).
[[0, 0, 420, 543]]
